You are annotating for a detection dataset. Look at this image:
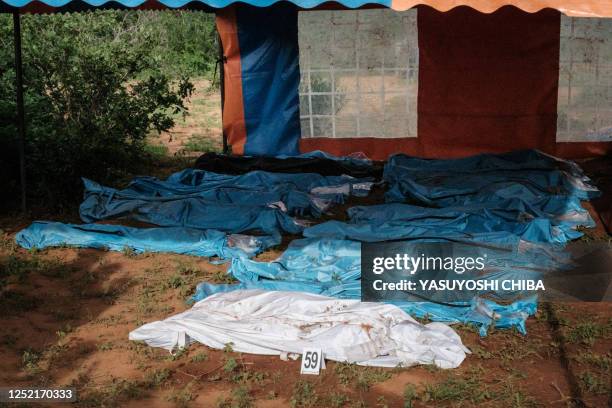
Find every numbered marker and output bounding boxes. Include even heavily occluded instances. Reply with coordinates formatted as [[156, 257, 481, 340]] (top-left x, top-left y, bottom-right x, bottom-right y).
[[300, 348, 323, 375]]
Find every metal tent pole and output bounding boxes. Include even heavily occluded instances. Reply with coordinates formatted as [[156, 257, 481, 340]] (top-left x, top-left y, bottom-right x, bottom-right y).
[[217, 31, 228, 154], [13, 11, 27, 213]]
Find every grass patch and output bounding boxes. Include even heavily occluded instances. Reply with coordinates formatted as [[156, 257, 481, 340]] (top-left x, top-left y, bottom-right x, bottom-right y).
[[144, 368, 171, 388], [211, 270, 238, 284], [183, 134, 219, 153], [578, 371, 609, 395], [217, 385, 253, 408], [96, 342, 114, 352], [566, 320, 611, 346], [168, 383, 196, 407], [191, 352, 208, 363], [406, 366, 540, 408], [324, 392, 350, 407], [22, 349, 41, 375], [144, 143, 170, 159], [421, 373, 491, 404], [334, 362, 392, 391], [121, 246, 138, 258], [575, 351, 612, 371], [79, 374, 165, 406], [290, 380, 319, 408], [403, 384, 417, 408], [0, 254, 65, 288], [0, 232, 17, 254]]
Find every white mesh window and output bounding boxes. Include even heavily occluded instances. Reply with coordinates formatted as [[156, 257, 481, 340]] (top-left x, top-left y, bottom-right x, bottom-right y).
[[298, 9, 419, 139], [557, 16, 612, 142]]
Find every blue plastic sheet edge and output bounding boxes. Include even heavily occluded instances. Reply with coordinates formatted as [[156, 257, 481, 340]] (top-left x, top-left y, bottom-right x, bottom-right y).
[[15, 221, 276, 259]]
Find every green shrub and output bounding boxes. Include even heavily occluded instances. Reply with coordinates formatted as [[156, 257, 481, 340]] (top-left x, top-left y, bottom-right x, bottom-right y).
[[0, 11, 217, 210]]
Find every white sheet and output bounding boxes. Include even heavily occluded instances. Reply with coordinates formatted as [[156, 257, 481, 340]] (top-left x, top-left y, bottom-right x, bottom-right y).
[[129, 290, 470, 369]]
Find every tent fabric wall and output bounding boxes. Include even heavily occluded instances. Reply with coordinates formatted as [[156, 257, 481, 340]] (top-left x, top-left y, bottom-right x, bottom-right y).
[[298, 6, 553, 158], [416, 6, 560, 158], [235, 4, 301, 155], [299, 6, 612, 159], [217, 4, 301, 156], [220, 5, 612, 159], [216, 7, 247, 154]]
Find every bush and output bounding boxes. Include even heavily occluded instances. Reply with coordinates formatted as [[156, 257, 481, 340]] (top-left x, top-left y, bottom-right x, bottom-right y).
[[0, 11, 217, 210]]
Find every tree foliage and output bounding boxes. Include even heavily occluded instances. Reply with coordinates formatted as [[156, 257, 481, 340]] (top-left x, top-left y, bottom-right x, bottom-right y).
[[0, 10, 217, 210]]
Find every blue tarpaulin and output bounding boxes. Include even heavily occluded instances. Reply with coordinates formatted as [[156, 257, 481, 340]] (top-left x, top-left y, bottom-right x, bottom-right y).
[[165, 168, 373, 198], [304, 199, 593, 244], [15, 221, 275, 259], [192, 238, 551, 335], [291, 150, 597, 245], [384, 150, 599, 206], [237, 4, 301, 156], [80, 179, 303, 239], [81, 169, 373, 228], [190, 151, 596, 335], [17, 150, 599, 338]]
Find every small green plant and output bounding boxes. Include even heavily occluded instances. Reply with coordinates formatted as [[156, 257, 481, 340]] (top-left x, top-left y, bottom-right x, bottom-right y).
[[421, 371, 490, 404], [0, 254, 62, 287], [56, 324, 73, 340], [212, 270, 238, 284], [290, 380, 318, 408], [376, 395, 388, 408], [191, 352, 208, 363], [96, 342, 114, 351], [230, 385, 253, 408], [167, 383, 195, 407], [223, 357, 238, 373], [144, 368, 171, 388], [575, 351, 612, 370], [334, 362, 392, 391], [22, 349, 41, 374], [578, 371, 609, 395], [326, 392, 349, 407], [165, 274, 186, 291], [566, 321, 610, 346], [78, 378, 144, 406], [403, 384, 417, 408], [107, 379, 144, 400], [122, 246, 138, 258], [471, 344, 494, 360], [167, 347, 188, 361]]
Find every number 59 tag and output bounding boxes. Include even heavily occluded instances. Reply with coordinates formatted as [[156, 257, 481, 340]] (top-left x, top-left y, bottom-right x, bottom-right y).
[[300, 348, 325, 375]]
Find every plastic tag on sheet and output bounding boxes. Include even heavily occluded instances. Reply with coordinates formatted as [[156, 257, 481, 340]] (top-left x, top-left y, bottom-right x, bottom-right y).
[[300, 348, 325, 375]]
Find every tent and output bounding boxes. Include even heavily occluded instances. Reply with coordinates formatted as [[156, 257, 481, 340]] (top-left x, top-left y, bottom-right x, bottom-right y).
[[3, 0, 612, 210]]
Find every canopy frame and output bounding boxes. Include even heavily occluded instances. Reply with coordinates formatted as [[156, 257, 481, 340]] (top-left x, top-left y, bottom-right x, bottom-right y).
[[13, 11, 26, 213]]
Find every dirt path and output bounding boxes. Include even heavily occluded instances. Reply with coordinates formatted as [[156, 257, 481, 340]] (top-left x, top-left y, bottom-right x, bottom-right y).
[[147, 78, 222, 158]]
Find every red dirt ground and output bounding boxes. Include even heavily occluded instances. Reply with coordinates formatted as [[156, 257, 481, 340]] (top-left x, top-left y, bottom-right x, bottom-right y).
[[0, 199, 610, 407]]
